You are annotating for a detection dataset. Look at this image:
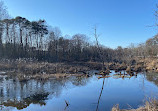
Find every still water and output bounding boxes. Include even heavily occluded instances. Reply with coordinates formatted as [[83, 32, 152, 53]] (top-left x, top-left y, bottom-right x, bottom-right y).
[[0, 71, 158, 111]]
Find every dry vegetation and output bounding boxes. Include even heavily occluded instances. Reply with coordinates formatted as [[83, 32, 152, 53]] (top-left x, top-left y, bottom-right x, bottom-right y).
[[0, 58, 157, 75], [144, 58, 158, 73], [112, 99, 158, 111]]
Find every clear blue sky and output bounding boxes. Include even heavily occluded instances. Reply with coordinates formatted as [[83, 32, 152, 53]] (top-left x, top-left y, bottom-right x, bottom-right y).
[[3, 0, 158, 48]]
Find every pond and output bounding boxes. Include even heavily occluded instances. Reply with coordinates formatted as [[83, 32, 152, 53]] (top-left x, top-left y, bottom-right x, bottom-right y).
[[0, 71, 158, 111]]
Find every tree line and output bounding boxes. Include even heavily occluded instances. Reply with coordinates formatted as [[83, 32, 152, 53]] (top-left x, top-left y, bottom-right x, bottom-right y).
[[0, 1, 158, 64]]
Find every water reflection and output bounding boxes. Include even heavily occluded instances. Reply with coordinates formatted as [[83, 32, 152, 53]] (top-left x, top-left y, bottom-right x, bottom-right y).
[[96, 78, 105, 111], [0, 71, 158, 111], [1, 93, 49, 110], [146, 72, 158, 86], [0, 74, 90, 110]]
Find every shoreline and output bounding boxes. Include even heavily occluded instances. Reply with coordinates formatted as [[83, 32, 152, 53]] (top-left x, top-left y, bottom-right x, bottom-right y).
[[0, 58, 158, 82]]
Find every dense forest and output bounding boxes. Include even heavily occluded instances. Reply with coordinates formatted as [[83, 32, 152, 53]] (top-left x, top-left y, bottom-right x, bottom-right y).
[[0, 1, 158, 64]]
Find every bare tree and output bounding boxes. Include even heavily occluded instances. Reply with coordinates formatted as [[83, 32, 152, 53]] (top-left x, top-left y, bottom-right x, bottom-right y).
[[94, 26, 105, 70]]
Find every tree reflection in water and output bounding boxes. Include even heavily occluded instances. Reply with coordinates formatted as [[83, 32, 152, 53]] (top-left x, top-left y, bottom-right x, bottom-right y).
[[96, 78, 105, 111], [146, 73, 158, 86], [0, 74, 90, 110], [2, 93, 49, 110]]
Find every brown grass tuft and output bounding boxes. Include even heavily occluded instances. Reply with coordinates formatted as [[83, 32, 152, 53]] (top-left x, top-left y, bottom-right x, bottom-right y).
[[112, 98, 158, 111]]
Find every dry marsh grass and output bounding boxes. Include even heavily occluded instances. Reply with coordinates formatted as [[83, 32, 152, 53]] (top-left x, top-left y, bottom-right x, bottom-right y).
[[112, 99, 158, 111]]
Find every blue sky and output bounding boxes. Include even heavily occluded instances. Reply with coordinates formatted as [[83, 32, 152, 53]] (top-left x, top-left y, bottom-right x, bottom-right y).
[[3, 0, 158, 48]]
